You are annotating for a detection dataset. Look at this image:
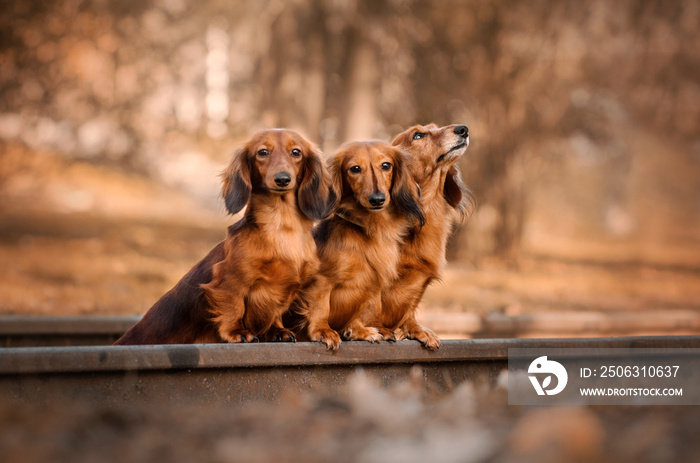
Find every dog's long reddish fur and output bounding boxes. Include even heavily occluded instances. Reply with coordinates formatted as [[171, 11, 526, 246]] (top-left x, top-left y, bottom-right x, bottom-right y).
[[378, 123, 473, 350], [300, 141, 424, 351], [115, 129, 334, 345]]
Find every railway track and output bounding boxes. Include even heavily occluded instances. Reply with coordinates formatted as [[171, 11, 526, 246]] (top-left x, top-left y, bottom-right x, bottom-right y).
[[3, 310, 700, 347], [0, 315, 141, 347], [1, 314, 698, 406]]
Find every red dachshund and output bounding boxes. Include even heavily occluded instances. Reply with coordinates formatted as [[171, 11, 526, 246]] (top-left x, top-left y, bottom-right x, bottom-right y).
[[115, 129, 334, 345], [299, 141, 424, 351], [379, 123, 473, 350]]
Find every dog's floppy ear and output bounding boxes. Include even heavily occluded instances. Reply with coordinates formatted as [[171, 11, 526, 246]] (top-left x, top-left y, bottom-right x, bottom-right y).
[[327, 150, 346, 204], [390, 148, 425, 227], [222, 147, 252, 215], [444, 165, 475, 223], [390, 131, 406, 147], [297, 146, 337, 220]]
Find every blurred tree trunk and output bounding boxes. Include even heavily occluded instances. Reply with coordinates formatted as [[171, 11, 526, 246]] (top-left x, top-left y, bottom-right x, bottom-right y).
[[342, 37, 378, 141]]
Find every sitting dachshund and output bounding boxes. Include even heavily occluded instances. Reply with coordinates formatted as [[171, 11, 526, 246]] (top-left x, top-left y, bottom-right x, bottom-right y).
[[299, 141, 424, 351], [379, 123, 473, 350], [115, 129, 335, 345]]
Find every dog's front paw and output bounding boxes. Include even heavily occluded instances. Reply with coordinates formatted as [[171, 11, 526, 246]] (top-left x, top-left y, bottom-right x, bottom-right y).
[[309, 328, 341, 352], [266, 327, 297, 343], [364, 327, 384, 343], [377, 326, 397, 342], [409, 327, 442, 351], [226, 329, 259, 343], [342, 326, 383, 343]]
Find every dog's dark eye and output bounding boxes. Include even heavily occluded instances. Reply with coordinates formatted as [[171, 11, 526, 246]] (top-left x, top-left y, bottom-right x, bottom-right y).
[[381, 162, 392, 171], [412, 132, 427, 140], [349, 165, 361, 174], [291, 148, 302, 157], [257, 149, 269, 157]]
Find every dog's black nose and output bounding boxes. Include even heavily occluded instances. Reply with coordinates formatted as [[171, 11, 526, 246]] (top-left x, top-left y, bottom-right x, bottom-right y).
[[454, 125, 469, 137], [368, 193, 386, 207], [274, 172, 292, 187]]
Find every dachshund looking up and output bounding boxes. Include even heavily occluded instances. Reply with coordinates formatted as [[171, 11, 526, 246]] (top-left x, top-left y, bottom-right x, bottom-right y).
[[379, 123, 474, 350]]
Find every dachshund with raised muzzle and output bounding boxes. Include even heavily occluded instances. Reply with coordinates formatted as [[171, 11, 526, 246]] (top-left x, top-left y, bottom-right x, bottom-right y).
[[379, 123, 473, 350]]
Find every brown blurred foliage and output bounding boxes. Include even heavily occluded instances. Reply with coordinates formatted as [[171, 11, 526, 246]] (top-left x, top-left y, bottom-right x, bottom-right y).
[[1, 0, 699, 265]]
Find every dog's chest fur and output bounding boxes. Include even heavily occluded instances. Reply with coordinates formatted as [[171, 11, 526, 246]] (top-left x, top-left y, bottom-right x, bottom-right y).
[[403, 192, 456, 278], [225, 195, 319, 287], [325, 211, 404, 289], [257, 199, 317, 275]]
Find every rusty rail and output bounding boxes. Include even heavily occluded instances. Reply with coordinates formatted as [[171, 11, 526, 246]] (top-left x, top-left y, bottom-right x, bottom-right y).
[[0, 315, 141, 347], [2, 336, 698, 406], [3, 312, 700, 347], [420, 310, 700, 338]]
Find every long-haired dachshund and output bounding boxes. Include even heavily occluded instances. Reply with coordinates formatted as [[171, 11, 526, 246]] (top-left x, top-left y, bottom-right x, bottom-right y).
[[299, 141, 424, 351], [378, 123, 473, 350], [115, 129, 334, 345]]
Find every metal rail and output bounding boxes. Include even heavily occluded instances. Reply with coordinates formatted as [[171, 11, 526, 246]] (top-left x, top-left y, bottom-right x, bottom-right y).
[[3, 312, 699, 347], [2, 336, 698, 406], [0, 315, 141, 347]]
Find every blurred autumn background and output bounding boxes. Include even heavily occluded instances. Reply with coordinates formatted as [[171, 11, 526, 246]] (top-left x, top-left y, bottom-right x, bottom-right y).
[[1, 0, 699, 336]]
